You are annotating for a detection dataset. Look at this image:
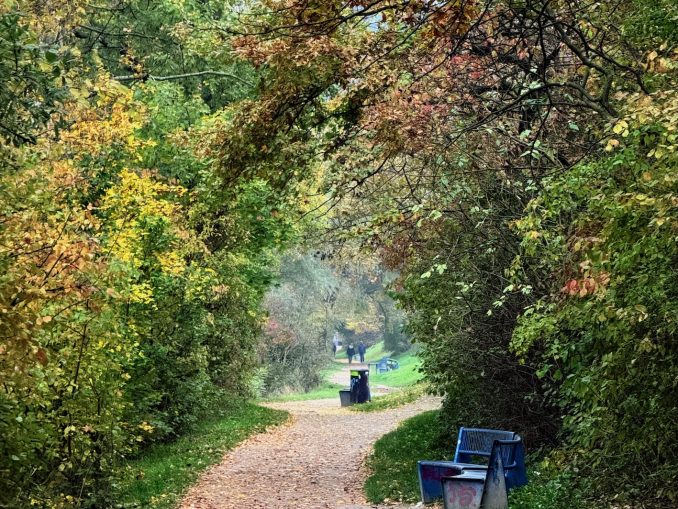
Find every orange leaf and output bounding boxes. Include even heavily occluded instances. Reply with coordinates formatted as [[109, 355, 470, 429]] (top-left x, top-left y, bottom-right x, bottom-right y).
[[36, 348, 48, 366]]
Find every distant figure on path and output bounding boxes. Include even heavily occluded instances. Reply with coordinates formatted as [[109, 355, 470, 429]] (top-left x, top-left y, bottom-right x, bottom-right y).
[[332, 332, 340, 358], [346, 344, 355, 365], [358, 341, 367, 363]]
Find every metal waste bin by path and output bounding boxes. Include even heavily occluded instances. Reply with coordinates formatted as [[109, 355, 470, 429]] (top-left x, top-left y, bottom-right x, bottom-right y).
[[339, 389, 352, 407]]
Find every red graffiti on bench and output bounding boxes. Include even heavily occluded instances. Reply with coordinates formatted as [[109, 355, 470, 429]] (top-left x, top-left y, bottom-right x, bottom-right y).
[[445, 483, 479, 508]]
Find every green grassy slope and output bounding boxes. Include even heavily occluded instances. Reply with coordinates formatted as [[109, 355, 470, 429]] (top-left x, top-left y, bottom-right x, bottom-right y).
[[369, 349, 422, 387]]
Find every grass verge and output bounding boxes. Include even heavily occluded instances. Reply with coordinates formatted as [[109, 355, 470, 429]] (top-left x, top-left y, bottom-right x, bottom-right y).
[[263, 344, 421, 403], [351, 384, 427, 413], [363, 341, 390, 362], [118, 402, 288, 509], [364, 409, 449, 503]]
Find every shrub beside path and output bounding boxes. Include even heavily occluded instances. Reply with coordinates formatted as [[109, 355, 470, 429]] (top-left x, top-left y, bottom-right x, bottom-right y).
[[179, 394, 440, 508]]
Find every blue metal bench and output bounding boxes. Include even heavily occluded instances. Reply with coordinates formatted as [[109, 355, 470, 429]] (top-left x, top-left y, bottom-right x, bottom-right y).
[[367, 356, 392, 373], [417, 427, 527, 504], [440, 439, 517, 509], [368, 357, 400, 373]]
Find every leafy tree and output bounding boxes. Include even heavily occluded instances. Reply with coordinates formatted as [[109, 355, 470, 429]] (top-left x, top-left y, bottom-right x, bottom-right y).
[[0, 1, 289, 507], [216, 0, 647, 444], [74, 0, 255, 109], [0, 7, 67, 157], [2, 0, 677, 507], [216, 1, 678, 505], [262, 253, 339, 392], [0, 76, 146, 509]]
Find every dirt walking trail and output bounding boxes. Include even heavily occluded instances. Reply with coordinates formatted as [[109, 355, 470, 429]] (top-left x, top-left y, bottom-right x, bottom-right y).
[[180, 389, 440, 509]]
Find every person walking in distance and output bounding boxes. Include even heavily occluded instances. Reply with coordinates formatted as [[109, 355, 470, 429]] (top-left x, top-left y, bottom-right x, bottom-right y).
[[346, 344, 355, 365], [358, 341, 367, 363], [332, 332, 340, 358]]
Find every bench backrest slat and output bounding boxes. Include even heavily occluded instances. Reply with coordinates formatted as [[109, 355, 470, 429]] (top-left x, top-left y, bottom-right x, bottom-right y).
[[454, 428, 517, 464]]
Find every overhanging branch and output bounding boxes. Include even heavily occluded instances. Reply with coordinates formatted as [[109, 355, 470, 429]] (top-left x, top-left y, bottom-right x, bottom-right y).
[[112, 71, 253, 86]]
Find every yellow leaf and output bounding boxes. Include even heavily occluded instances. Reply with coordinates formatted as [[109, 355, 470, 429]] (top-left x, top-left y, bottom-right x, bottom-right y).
[[612, 120, 628, 134]]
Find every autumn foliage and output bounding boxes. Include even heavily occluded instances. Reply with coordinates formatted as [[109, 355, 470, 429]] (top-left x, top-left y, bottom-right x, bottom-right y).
[[1, 2, 289, 507], [2, 0, 678, 507]]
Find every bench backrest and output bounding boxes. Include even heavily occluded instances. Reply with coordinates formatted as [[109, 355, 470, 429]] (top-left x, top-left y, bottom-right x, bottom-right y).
[[453, 427, 517, 464]]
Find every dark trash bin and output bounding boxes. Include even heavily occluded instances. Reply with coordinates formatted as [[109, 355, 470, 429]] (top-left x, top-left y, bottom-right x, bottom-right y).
[[350, 369, 371, 404], [339, 389, 352, 407]]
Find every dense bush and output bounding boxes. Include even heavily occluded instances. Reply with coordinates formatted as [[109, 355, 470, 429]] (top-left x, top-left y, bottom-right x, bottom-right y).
[[512, 91, 678, 503], [396, 185, 559, 445]]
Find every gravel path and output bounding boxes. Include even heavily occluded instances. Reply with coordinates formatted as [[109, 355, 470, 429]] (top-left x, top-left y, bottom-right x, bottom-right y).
[[179, 395, 440, 509]]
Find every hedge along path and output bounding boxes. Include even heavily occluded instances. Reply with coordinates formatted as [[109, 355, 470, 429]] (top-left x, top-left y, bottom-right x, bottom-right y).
[[180, 395, 440, 508]]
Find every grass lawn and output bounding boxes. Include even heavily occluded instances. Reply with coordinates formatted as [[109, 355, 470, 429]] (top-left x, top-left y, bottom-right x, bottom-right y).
[[264, 343, 422, 403], [321, 360, 346, 377], [363, 340, 390, 362], [118, 402, 288, 509], [364, 409, 449, 503], [370, 349, 422, 387]]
